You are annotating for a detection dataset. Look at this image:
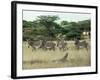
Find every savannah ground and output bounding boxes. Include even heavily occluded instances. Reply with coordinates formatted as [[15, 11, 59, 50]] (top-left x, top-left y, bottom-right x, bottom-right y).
[[22, 40, 91, 70]]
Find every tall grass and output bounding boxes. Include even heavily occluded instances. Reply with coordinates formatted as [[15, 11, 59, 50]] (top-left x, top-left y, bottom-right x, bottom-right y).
[[22, 41, 90, 69]]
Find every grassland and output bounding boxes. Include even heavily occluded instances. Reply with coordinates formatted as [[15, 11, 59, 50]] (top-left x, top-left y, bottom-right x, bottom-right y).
[[22, 40, 91, 70]]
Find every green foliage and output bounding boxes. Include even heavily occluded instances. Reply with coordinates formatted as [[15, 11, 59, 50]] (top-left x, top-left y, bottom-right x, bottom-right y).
[[23, 15, 91, 41], [23, 20, 33, 28], [34, 15, 60, 40], [78, 20, 91, 32], [61, 21, 69, 26]]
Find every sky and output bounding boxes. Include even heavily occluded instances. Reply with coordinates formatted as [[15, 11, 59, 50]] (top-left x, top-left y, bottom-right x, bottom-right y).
[[23, 10, 91, 22]]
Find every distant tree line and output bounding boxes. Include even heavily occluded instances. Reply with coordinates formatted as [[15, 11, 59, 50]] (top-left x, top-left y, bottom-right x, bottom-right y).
[[23, 15, 90, 41]]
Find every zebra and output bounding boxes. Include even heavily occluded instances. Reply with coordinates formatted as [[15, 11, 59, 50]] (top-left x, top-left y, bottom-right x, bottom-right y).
[[32, 40, 43, 50], [44, 41, 56, 51], [74, 39, 89, 50], [39, 40, 47, 50], [27, 39, 43, 51], [57, 40, 68, 51], [27, 39, 34, 48]]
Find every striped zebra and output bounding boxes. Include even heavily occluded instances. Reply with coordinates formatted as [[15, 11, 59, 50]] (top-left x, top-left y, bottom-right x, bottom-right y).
[[57, 40, 68, 51], [27, 39, 43, 51], [44, 41, 56, 51], [74, 39, 89, 50]]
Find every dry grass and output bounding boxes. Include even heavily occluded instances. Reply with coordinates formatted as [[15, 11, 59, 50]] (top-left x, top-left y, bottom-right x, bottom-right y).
[[22, 41, 91, 69]]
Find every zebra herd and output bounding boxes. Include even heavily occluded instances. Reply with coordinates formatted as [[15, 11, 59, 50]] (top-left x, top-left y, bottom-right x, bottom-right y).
[[25, 38, 89, 51], [26, 39, 67, 51]]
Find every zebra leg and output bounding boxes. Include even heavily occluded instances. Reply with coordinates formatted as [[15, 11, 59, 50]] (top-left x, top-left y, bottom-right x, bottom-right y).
[[53, 47, 55, 51], [85, 45, 89, 51], [76, 45, 79, 50], [59, 48, 62, 51], [32, 47, 36, 51], [28, 45, 30, 48], [85, 43, 89, 51]]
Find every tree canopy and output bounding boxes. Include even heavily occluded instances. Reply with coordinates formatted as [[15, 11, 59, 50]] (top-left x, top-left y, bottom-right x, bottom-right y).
[[23, 15, 91, 41]]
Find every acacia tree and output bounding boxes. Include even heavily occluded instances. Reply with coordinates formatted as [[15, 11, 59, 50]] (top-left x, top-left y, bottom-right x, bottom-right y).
[[23, 20, 33, 28], [23, 15, 90, 41], [78, 20, 91, 32], [60, 21, 69, 27], [61, 22, 82, 40], [34, 15, 60, 40]]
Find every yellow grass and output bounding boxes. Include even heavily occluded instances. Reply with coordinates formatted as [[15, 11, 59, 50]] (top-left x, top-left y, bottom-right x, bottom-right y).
[[22, 41, 91, 69]]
